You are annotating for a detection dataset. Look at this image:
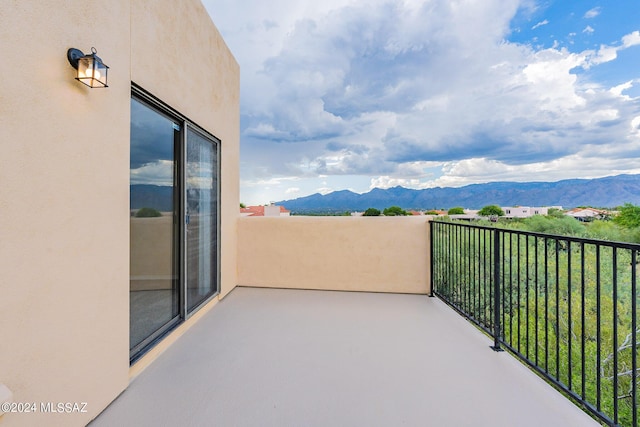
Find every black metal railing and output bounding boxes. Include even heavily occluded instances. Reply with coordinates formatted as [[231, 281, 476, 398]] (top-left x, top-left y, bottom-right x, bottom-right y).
[[430, 220, 640, 427]]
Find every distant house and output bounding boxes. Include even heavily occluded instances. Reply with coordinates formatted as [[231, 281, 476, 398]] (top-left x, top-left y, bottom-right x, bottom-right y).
[[566, 207, 608, 222], [241, 205, 291, 217], [449, 209, 480, 221], [502, 206, 557, 218], [447, 206, 561, 221]]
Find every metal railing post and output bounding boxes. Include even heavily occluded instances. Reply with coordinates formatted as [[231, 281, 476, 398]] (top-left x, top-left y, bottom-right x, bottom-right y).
[[429, 221, 435, 297], [491, 228, 503, 351]]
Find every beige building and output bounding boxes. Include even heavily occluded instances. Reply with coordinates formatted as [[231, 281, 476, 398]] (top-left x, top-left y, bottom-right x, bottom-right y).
[[0, 1, 239, 425], [502, 206, 559, 218]]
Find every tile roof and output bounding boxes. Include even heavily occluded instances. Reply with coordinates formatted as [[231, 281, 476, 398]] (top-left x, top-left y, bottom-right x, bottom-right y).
[[240, 205, 290, 217]]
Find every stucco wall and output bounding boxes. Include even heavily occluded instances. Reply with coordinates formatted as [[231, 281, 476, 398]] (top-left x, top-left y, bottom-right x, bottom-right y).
[[238, 217, 431, 294], [130, 216, 173, 291], [0, 1, 131, 426], [0, 1, 239, 426]]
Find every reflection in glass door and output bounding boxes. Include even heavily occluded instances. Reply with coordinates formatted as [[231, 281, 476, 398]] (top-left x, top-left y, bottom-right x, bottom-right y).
[[129, 98, 180, 357], [129, 89, 220, 362], [185, 128, 218, 312]]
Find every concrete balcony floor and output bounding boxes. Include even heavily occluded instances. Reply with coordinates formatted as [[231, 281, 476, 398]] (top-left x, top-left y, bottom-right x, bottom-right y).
[[92, 287, 598, 427]]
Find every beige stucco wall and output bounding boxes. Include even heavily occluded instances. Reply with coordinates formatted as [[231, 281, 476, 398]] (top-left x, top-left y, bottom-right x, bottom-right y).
[[238, 217, 431, 294], [0, 1, 239, 426], [0, 2, 131, 426], [130, 216, 173, 290]]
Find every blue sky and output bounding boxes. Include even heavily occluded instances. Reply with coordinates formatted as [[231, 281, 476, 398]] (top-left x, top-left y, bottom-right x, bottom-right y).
[[202, 0, 640, 205]]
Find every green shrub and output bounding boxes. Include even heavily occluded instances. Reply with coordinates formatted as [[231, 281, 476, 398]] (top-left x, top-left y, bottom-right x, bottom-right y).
[[614, 203, 640, 228], [522, 215, 583, 236], [546, 208, 565, 218], [135, 207, 163, 218], [363, 208, 381, 216], [585, 220, 640, 243], [383, 206, 409, 216], [478, 205, 504, 216]]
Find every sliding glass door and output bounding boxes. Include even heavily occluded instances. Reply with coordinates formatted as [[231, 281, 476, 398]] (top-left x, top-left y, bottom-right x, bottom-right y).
[[186, 128, 218, 312], [129, 89, 219, 361], [129, 98, 181, 356]]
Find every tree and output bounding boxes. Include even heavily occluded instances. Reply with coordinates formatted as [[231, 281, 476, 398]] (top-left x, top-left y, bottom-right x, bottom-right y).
[[522, 215, 583, 236], [546, 208, 564, 218], [363, 208, 381, 216], [135, 207, 162, 218], [240, 202, 246, 208], [613, 203, 640, 229], [447, 207, 464, 215], [584, 220, 640, 242], [383, 206, 409, 216], [425, 210, 441, 215], [478, 205, 504, 217]]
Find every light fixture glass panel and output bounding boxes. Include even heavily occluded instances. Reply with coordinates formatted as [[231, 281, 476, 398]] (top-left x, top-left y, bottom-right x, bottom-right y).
[[76, 54, 108, 88], [77, 57, 92, 81], [94, 62, 108, 87]]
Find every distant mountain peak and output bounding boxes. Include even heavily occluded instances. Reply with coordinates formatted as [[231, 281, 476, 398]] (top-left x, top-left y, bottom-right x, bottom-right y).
[[277, 174, 640, 214]]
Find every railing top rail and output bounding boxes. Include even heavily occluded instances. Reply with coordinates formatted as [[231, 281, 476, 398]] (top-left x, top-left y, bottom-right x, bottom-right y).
[[431, 219, 640, 251]]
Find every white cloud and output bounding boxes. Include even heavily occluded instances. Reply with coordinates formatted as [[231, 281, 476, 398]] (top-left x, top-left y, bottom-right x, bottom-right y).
[[423, 155, 640, 189], [583, 25, 595, 34], [631, 116, 640, 140], [610, 81, 634, 97], [591, 44, 619, 65], [130, 160, 173, 186], [531, 19, 548, 30], [244, 123, 290, 139], [369, 176, 422, 189], [203, 0, 640, 202], [243, 176, 300, 187], [584, 7, 601, 19], [587, 32, 640, 67], [622, 31, 640, 48], [316, 187, 333, 195], [285, 187, 301, 194], [522, 49, 586, 109]]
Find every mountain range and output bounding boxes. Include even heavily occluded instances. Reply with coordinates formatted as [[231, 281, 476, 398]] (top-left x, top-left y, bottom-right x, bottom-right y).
[[278, 174, 640, 213]]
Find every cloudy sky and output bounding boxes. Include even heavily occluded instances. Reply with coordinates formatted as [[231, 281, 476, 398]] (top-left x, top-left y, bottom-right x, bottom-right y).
[[202, 0, 640, 205]]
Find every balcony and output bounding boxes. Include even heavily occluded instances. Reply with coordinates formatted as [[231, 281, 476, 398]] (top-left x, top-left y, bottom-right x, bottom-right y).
[[91, 217, 607, 426], [92, 286, 595, 426]]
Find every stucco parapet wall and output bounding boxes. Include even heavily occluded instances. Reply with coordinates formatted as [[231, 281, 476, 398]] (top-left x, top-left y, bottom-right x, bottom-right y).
[[238, 216, 431, 294]]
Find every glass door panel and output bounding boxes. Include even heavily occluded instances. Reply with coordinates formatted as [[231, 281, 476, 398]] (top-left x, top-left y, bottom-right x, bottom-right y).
[[185, 127, 218, 312], [129, 98, 180, 355]]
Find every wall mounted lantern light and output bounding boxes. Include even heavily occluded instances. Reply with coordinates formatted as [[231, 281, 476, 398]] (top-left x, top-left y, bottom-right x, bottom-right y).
[[67, 47, 109, 88]]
